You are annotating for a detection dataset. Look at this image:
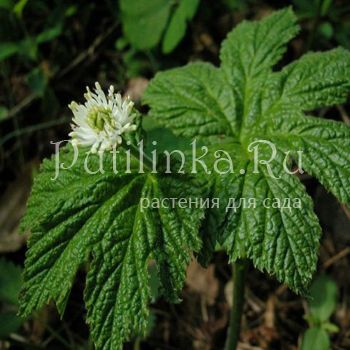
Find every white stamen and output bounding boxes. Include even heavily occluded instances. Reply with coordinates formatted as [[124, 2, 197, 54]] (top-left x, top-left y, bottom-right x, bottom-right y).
[[68, 82, 137, 153]]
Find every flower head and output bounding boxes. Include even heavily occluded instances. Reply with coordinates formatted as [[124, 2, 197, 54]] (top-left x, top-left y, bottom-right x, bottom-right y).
[[69, 82, 137, 153]]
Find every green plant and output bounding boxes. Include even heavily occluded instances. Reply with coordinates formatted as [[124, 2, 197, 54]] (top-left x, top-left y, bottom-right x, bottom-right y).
[[301, 274, 339, 350], [144, 6, 350, 348], [18, 7, 350, 350], [120, 0, 200, 53]]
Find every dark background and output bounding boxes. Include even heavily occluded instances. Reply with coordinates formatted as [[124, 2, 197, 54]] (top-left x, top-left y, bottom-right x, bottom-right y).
[[0, 0, 349, 349]]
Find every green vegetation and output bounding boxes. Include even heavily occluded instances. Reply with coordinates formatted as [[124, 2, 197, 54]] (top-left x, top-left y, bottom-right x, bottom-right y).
[[1, 1, 349, 349], [18, 8, 350, 350]]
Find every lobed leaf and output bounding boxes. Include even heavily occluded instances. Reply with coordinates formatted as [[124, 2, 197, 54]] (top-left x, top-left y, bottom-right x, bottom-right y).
[[268, 115, 350, 205], [220, 149, 321, 293], [263, 48, 350, 116], [143, 62, 237, 143], [145, 7, 350, 294], [220, 7, 299, 82], [19, 146, 203, 349]]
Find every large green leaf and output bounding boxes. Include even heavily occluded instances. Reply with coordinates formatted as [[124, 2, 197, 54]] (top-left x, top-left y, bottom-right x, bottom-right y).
[[219, 149, 320, 292], [144, 7, 350, 293], [263, 48, 350, 117], [220, 7, 299, 86], [143, 62, 237, 143], [19, 146, 203, 349], [267, 115, 350, 204]]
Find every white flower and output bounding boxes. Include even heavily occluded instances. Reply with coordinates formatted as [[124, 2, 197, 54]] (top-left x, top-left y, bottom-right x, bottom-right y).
[[68, 82, 137, 153]]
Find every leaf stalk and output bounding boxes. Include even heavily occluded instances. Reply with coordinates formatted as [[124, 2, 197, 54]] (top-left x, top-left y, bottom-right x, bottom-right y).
[[225, 259, 248, 350]]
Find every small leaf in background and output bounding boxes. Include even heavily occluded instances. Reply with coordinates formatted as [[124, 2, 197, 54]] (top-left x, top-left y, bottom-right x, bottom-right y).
[[319, 21, 334, 39], [0, 42, 20, 61], [18, 36, 38, 61], [64, 4, 77, 17], [322, 321, 339, 333], [0, 258, 22, 305], [26, 66, 47, 97], [120, 0, 201, 53], [162, 0, 200, 53], [115, 37, 129, 50], [320, 0, 333, 16], [0, 106, 8, 121], [120, 0, 172, 50], [309, 274, 338, 323], [301, 327, 330, 350], [36, 23, 63, 44], [13, 0, 28, 18]]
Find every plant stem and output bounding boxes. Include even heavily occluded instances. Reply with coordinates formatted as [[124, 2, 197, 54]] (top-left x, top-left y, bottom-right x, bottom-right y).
[[225, 259, 248, 350]]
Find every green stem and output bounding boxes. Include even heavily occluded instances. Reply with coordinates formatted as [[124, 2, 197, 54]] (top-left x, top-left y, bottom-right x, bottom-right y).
[[225, 259, 248, 350], [133, 337, 141, 350]]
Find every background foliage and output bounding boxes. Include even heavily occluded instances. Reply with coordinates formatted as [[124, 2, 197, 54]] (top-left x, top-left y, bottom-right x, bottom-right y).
[[0, 0, 349, 349]]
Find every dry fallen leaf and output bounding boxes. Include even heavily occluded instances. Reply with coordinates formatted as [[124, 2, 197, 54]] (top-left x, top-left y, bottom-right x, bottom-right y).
[[124, 77, 148, 102], [186, 260, 219, 306], [0, 165, 33, 252]]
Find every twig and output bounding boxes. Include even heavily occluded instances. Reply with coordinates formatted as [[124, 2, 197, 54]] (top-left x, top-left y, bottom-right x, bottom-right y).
[[2, 94, 38, 122], [324, 247, 350, 269], [7, 335, 44, 349], [245, 287, 264, 313], [1, 21, 118, 123], [200, 296, 209, 322], [57, 22, 118, 79], [0, 117, 70, 147]]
